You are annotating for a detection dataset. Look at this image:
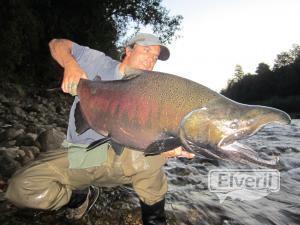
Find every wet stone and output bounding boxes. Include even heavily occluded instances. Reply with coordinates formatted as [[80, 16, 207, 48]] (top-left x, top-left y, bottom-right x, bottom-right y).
[[20, 146, 40, 157], [0, 154, 21, 179], [3, 127, 24, 141], [11, 106, 27, 118], [37, 128, 66, 152], [16, 133, 36, 146]]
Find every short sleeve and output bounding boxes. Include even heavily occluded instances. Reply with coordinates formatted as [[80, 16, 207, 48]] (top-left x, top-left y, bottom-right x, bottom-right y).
[[71, 42, 88, 62], [71, 42, 120, 80]]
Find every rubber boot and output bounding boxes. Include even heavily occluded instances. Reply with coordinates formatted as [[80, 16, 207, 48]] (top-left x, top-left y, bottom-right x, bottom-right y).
[[140, 198, 167, 225], [67, 188, 89, 209], [65, 186, 99, 220]]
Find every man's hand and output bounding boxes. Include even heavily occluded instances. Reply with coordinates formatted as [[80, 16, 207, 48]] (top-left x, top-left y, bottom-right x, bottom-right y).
[[161, 147, 195, 159], [62, 60, 88, 96], [49, 39, 88, 96]]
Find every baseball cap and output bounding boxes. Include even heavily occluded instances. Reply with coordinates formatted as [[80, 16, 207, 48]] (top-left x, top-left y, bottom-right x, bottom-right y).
[[125, 33, 170, 61]]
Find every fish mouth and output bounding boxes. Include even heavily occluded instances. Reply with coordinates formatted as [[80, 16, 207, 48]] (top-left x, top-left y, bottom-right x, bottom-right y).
[[184, 139, 223, 160], [218, 128, 249, 148], [219, 141, 280, 167], [185, 136, 280, 168], [218, 121, 275, 148]]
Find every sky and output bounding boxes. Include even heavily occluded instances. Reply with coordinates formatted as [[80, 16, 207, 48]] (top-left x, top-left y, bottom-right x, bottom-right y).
[[143, 0, 300, 92]]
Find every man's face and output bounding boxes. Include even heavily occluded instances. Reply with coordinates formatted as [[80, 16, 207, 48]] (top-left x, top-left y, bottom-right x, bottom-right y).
[[125, 44, 161, 71]]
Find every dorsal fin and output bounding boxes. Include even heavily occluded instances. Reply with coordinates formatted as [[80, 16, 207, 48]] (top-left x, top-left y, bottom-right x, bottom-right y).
[[123, 66, 143, 80]]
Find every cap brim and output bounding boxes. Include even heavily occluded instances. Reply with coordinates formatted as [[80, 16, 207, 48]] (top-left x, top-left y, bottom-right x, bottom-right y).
[[158, 46, 170, 61]]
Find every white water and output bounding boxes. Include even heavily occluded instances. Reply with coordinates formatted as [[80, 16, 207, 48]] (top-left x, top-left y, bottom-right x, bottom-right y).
[[165, 119, 300, 225]]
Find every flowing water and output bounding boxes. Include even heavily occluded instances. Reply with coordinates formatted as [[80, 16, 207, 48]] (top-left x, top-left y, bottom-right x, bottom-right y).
[[0, 120, 299, 225], [162, 119, 300, 225]]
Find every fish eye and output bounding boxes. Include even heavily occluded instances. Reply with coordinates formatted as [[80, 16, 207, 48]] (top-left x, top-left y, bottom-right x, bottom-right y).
[[229, 121, 239, 129]]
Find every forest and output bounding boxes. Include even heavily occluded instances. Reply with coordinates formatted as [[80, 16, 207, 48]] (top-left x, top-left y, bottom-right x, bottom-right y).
[[0, 0, 182, 86], [1, 0, 299, 116], [221, 44, 300, 116]]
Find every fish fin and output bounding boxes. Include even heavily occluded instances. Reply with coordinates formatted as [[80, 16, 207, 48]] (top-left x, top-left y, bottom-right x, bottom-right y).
[[122, 73, 141, 80], [110, 140, 125, 155], [123, 66, 143, 80], [144, 136, 182, 156], [86, 136, 111, 151], [75, 102, 90, 134]]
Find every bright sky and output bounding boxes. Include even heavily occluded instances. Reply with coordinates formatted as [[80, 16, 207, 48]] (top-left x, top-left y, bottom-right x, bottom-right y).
[[146, 0, 300, 92]]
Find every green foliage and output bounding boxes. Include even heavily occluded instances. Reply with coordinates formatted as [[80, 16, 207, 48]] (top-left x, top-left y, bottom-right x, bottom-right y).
[[273, 44, 300, 70], [221, 44, 300, 114], [252, 95, 300, 114], [256, 63, 271, 75], [233, 64, 245, 81], [0, 0, 182, 87]]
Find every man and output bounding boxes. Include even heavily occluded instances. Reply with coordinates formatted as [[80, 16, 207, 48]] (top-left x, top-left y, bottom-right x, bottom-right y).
[[5, 33, 194, 224]]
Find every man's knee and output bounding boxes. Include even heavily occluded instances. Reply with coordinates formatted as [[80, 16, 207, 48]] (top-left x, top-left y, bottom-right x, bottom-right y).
[[5, 173, 69, 210], [5, 174, 31, 208]]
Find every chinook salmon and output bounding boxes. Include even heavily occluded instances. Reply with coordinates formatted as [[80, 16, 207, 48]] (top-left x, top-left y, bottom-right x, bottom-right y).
[[75, 68, 291, 168]]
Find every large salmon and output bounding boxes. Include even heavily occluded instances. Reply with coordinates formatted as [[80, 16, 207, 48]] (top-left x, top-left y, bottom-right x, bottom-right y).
[[75, 68, 291, 168]]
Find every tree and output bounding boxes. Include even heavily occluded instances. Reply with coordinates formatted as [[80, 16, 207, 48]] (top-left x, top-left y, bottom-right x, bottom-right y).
[[233, 64, 245, 82], [273, 44, 300, 70], [0, 0, 183, 86], [273, 52, 294, 70], [222, 43, 300, 113], [256, 63, 271, 75], [289, 44, 300, 60]]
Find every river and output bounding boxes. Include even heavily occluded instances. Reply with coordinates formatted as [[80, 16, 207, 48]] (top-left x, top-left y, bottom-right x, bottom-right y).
[[0, 120, 299, 225]]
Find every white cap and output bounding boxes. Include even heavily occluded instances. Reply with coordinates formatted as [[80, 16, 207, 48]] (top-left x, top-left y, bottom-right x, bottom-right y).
[[126, 33, 170, 61]]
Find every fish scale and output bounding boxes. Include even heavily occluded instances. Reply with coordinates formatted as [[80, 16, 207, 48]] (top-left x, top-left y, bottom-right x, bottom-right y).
[[76, 68, 291, 168]]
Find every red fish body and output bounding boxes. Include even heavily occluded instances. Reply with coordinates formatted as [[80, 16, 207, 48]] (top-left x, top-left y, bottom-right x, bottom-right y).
[[76, 68, 291, 167], [77, 69, 219, 150]]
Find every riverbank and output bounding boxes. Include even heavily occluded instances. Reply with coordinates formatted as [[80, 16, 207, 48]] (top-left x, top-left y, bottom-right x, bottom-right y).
[[1, 81, 300, 225]]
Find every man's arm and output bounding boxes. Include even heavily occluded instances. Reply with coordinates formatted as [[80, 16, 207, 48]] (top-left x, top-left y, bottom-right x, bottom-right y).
[[49, 39, 88, 95]]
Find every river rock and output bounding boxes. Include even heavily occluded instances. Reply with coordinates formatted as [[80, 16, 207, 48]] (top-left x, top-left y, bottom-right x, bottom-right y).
[[1, 147, 25, 161], [37, 128, 66, 152], [20, 146, 40, 157], [0, 154, 21, 179], [11, 106, 27, 118], [0, 94, 9, 103], [2, 127, 24, 141], [16, 133, 36, 146]]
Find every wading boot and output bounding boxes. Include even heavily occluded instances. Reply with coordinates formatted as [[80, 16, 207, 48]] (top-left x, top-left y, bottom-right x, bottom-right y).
[[140, 198, 167, 225], [65, 185, 100, 220]]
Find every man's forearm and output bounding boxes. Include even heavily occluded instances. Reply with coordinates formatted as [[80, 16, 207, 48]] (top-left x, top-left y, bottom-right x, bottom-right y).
[[49, 39, 76, 68]]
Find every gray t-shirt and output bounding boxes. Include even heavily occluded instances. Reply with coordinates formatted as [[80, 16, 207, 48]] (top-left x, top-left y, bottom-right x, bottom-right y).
[[67, 43, 122, 144]]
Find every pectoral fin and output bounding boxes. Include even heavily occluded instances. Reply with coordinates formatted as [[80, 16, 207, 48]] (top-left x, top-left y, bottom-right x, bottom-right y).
[[110, 140, 125, 155], [144, 136, 182, 156], [75, 102, 90, 134]]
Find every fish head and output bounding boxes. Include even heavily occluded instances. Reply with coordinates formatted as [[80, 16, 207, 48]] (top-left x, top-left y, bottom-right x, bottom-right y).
[[179, 98, 291, 167], [216, 100, 291, 147]]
